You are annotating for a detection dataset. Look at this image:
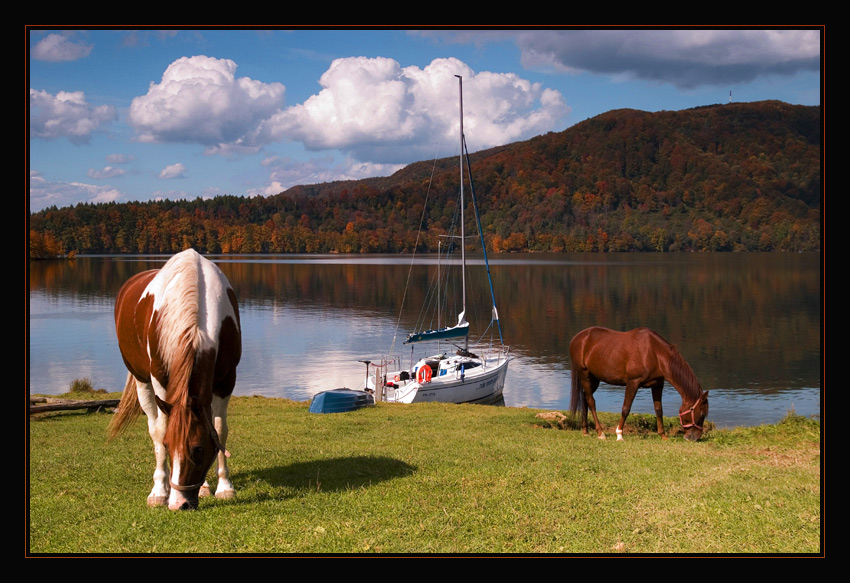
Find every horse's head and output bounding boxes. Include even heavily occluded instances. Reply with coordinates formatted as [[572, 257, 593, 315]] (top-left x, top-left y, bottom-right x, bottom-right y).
[[157, 395, 224, 510], [679, 391, 709, 441]]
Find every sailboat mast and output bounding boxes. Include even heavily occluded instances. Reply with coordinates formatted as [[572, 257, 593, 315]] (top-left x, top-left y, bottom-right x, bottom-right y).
[[456, 75, 467, 351]]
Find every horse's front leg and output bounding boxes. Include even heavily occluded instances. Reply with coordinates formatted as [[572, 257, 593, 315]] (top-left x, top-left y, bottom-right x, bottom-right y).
[[207, 394, 235, 500], [616, 381, 641, 441], [651, 383, 668, 440], [136, 378, 170, 506]]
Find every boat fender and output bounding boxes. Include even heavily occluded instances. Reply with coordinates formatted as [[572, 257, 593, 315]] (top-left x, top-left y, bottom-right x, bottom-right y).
[[417, 366, 433, 383]]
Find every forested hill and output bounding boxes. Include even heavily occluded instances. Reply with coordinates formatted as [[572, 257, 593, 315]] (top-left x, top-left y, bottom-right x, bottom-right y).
[[29, 100, 821, 257]]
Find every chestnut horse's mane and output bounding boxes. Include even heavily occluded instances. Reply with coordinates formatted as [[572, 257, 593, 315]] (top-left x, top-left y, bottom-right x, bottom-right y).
[[661, 340, 703, 402]]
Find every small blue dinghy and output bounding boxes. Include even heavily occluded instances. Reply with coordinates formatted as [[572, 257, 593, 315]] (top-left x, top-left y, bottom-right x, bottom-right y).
[[309, 388, 375, 414]]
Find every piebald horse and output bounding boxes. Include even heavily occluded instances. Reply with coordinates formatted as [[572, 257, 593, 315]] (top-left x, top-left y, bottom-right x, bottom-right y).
[[569, 326, 709, 442], [109, 249, 241, 510]]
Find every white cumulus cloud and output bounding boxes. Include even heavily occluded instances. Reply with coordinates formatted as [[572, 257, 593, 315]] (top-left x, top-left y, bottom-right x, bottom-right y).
[[31, 33, 93, 62], [159, 163, 187, 179], [125, 54, 568, 170], [29, 170, 122, 210], [128, 55, 286, 146], [255, 56, 568, 164], [29, 89, 116, 144]]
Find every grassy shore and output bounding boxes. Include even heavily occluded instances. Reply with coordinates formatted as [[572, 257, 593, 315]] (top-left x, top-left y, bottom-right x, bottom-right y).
[[28, 395, 821, 555]]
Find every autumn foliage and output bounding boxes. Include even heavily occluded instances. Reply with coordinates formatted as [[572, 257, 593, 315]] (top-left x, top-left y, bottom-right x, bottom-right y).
[[29, 101, 821, 257]]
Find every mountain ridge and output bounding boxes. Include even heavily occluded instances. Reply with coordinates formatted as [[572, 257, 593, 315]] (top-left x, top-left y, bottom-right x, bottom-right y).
[[30, 100, 821, 256]]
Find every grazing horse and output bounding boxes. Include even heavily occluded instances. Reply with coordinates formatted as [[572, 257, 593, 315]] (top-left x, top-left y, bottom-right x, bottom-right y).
[[569, 326, 709, 442], [109, 249, 241, 510]]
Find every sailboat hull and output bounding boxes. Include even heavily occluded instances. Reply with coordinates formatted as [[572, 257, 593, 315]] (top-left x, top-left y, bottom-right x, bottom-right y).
[[385, 352, 510, 405]]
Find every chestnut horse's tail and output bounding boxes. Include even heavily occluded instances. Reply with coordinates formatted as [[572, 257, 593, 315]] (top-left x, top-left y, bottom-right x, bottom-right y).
[[569, 360, 586, 417], [108, 372, 143, 438]]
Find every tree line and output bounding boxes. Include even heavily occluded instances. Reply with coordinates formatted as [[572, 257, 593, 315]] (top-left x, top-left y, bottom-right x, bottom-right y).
[[29, 100, 821, 258]]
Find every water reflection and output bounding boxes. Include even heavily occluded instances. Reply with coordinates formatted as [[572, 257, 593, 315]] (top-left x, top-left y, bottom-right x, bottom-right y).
[[28, 253, 821, 428]]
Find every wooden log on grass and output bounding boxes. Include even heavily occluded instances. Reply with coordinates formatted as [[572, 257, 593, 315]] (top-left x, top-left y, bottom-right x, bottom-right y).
[[29, 398, 120, 414]]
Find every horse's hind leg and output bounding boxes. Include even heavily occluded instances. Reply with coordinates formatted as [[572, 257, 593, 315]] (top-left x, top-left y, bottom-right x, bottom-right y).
[[585, 377, 606, 440], [651, 383, 668, 440]]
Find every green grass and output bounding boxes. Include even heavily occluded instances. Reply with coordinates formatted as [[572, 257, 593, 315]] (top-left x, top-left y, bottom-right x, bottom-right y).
[[28, 396, 821, 555]]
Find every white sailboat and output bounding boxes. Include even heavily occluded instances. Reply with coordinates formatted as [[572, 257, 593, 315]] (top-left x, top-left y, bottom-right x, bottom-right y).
[[371, 75, 511, 405]]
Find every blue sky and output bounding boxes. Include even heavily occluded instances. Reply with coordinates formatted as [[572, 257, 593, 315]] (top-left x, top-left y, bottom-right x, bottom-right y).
[[28, 28, 822, 213]]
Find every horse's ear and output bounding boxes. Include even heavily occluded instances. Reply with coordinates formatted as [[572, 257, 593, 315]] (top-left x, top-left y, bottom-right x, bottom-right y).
[[155, 395, 172, 415]]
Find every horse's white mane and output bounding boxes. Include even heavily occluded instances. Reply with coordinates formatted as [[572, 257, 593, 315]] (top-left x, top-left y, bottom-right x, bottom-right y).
[[153, 249, 205, 378]]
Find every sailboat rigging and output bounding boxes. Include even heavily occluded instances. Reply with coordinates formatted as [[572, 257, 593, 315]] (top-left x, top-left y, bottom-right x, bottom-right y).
[[366, 75, 511, 405]]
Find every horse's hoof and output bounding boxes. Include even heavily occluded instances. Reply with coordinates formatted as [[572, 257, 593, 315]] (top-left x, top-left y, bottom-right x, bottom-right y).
[[147, 495, 167, 507], [598, 434, 606, 440], [199, 485, 213, 498], [616, 435, 624, 442], [215, 489, 236, 500]]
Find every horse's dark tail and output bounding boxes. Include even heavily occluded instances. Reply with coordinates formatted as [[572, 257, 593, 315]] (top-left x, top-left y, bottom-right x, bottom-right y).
[[569, 362, 586, 418]]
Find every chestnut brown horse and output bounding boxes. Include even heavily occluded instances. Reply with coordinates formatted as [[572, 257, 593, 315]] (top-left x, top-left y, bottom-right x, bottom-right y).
[[569, 327, 709, 441], [109, 249, 241, 510]]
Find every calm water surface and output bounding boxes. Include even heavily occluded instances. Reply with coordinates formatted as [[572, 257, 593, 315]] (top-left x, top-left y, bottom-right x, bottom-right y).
[[28, 253, 821, 429]]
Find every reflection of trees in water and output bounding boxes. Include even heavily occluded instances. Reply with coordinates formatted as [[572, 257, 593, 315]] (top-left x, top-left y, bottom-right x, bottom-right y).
[[494, 253, 820, 390], [30, 253, 820, 392]]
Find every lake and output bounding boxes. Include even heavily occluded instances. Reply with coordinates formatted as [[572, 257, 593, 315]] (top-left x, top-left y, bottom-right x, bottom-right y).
[[28, 252, 821, 429]]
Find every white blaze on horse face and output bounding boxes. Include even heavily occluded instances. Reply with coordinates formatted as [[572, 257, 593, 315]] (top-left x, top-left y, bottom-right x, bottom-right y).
[[168, 457, 182, 509], [167, 456, 195, 510]]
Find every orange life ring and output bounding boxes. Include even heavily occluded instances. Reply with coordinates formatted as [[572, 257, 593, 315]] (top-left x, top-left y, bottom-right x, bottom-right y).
[[417, 366, 433, 383]]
